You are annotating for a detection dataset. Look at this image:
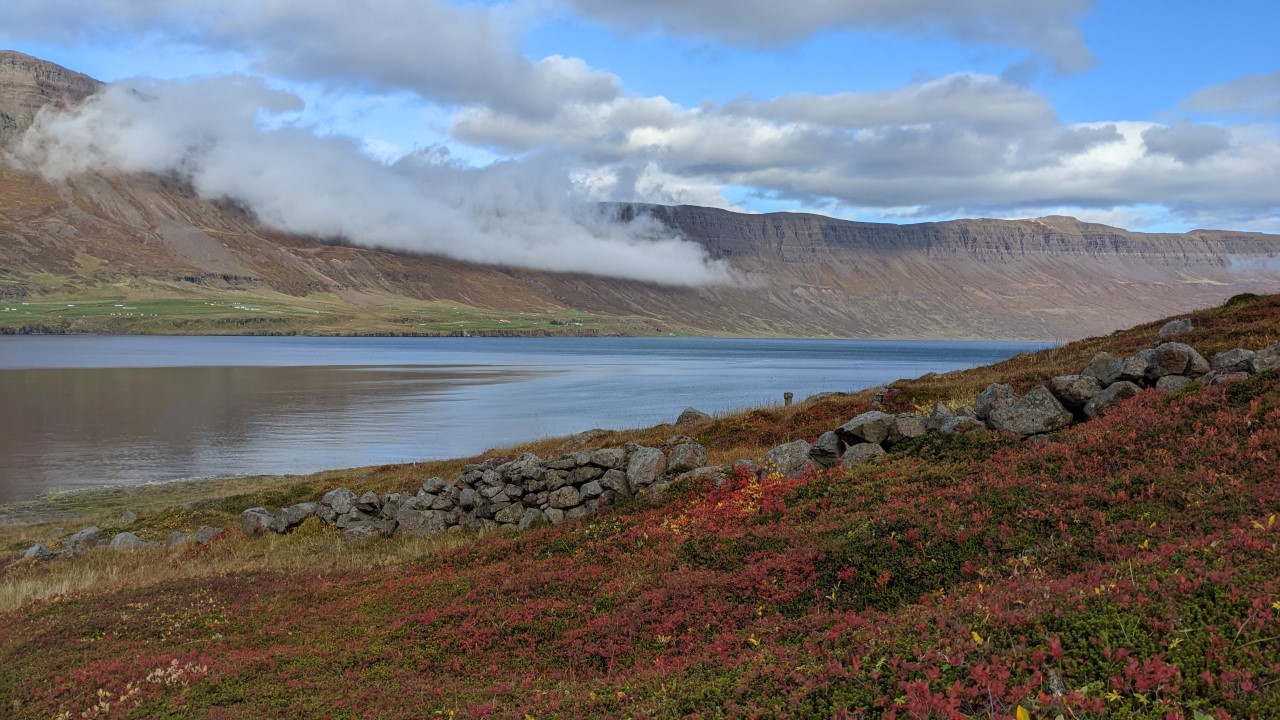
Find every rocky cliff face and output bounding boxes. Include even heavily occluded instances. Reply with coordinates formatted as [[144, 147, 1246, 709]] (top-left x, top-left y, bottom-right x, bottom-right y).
[[0, 52, 1277, 340], [0, 51, 100, 142]]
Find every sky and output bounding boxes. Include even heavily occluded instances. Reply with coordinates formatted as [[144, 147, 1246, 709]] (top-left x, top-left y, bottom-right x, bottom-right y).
[[1, 1, 1278, 283]]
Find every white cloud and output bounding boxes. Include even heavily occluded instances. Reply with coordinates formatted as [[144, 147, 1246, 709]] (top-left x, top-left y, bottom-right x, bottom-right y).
[[1185, 72, 1280, 118], [556, 0, 1096, 73], [13, 77, 728, 285], [0, 0, 620, 116]]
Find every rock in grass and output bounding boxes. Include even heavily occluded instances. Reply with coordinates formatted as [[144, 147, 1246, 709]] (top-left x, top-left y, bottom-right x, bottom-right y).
[[22, 543, 54, 562], [1250, 343, 1280, 373], [1084, 352, 1148, 386], [279, 502, 318, 529], [355, 491, 381, 513], [840, 443, 885, 466], [241, 508, 283, 536], [166, 531, 194, 550], [988, 387, 1074, 438], [926, 403, 956, 432], [938, 416, 986, 438], [836, 411, 895, 445], [887, 414, 928, 445], [109, 532, 158, 551], [764, 439, 813, 477], [62, 526, 101, 556], [1155, 375, 1193, 392], [1142, 343, 1210, 380], [321, 488, 356, 516], [676, 407, 711, 425], [809, 431, 844, 469], [1083, 381, 1142, 419], [1157, 318, 1194, 341], [1211, 348, 1255, 372]]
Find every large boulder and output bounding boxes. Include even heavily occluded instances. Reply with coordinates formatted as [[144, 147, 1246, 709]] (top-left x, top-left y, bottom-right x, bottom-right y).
[[765, 439, 813, 477], [548, 486, 582, 510], [1046, 375, 1103, 411], [109, 532, 158, 551], [241, 508, 283, 536], [1250, 343, 1280, 373], [279, 502, 318, 529], [840, 443, 885, 467], [1083, 381, 1142, 419], [599, 469, 630, 497], [494, 503, 527, 525], [974, 384, 1016, 421], [1157, 318, 1194, 341], [887, 414, 928, 445], [836, 411, 895, 446], [667, 441, 708, 474], [625, 445, 667, 493], [420, 476, 448, 495], [1211, 348, 1256, 372], [1142, 343, 1210, 380], [589, 448, 626, 469], [676, 407, 711, 425], [808, 431, 845, 469], [354, 492, 381, 513], [321, 488, 356, 516], [925, 403, 956, 432], [988, 387, 1074, 438]]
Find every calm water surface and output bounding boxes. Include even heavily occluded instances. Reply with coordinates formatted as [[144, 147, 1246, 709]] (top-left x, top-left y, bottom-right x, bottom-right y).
[[0, 336, 1048, 502]]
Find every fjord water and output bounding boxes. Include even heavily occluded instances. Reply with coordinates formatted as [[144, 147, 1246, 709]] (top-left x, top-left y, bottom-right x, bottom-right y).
[[0, 336, 1048, 503]]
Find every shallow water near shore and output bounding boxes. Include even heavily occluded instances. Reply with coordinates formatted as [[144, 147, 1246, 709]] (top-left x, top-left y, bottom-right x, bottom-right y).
[[0, 335, 1048, 503]]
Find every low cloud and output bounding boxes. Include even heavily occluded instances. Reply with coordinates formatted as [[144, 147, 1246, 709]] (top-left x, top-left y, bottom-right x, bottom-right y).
[[1142, 121, 1232, 164], [1184, 72, 1280, 119], [14, 77, 728, 285]]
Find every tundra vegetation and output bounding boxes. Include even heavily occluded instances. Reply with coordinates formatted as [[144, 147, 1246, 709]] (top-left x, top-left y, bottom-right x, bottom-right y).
[[2, 293, 1279, 719]]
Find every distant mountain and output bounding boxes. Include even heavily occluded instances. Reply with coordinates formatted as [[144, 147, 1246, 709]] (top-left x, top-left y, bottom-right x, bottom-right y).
[[1, 51, 1278, 340]]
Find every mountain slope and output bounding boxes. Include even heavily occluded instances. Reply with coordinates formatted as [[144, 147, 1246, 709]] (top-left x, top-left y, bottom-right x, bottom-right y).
[[1, 51, 1279, 339]]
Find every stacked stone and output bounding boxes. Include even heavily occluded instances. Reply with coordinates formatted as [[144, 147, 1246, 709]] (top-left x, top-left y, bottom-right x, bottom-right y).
[[243, 438, 719, 545], [20, 523, 224, 563]]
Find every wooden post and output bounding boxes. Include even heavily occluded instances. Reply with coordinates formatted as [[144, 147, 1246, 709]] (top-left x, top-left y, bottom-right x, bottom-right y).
[[783, 392, 794, 407]]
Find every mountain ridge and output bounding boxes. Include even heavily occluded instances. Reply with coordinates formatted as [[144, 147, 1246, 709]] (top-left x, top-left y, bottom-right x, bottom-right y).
[[1, 51, 1278, 340]]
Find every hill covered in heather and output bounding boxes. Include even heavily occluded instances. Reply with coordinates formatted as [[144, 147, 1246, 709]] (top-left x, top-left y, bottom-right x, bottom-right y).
[[3, 51, 1280, 340], [2, 292, 1279, 717]]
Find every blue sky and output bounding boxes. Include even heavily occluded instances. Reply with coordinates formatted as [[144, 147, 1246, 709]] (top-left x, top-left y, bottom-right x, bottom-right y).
[[2, 0, 1278, 247]]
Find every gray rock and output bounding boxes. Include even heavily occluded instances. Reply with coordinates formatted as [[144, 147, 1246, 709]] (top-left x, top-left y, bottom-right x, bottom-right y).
[[1155, 375, 1194, 392], [62, 526, 102, 555], [808, 431, 845, 468], [569, 465, 605, 485], [926, 403, 956, 432], [321, 488, 356, 516], [938, 416, 987, 438], [1046, 375, 1103, 411], [279, 502, 318, 529], [499, 453, 545, 482], [166, 531, 194, 550], [518, 508, 546, 530], [1144, 342, 1210, 380], [545, 508, 566, 525], [1083, 352, 1125, 386], [341, 525, 378, 547], [544, 469, 569, 491], [1157, 318, 1194, 341], [109, 532, 158, 551], [21, 543, 53, 562], [480, 485, 506, 499], [1250, 343, 1280, 373], [380, 494, 401, 520], [579, 480, 604, 500], [430, 493, 455, 511], [1208, 371, 1251, 386], [355, 491, 380, 513], [599, 469, 631, 496], [194, 526, 223, 544], [335, 509, 373, 530], [565, 505, 592, 520], [548, 486, 582, 510], [840, 443, 886, 466], [1083, 381, 1143, 419], [988, 387, 1074, 437], [1211, 348, 1256, 372], [589, 448, 626, 469], [398, 507, 452, 537], [666, 441, 708, 474], [557, 428, 609, 452], [732, 459, 761, 479], [888, 414, 928, 445], [836, 411, 895, 445], [546, 456, 579, 471], [974, 383, 1016, 421], [625, 445, 667, 493], [121, 510, 136, 524], [672, 466, 728, 488], [420, 476, 447, 495], [316, 504, 337, 524], [241, 508, 281, 536], [493, 503, 527, 525], [765, 439, 813, 477], [457, 487, 479, 510], [676, 407, 712, 425]]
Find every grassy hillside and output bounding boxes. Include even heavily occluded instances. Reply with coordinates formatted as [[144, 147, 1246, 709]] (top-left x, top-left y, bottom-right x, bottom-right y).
[[2, 294, 1279, 718]]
